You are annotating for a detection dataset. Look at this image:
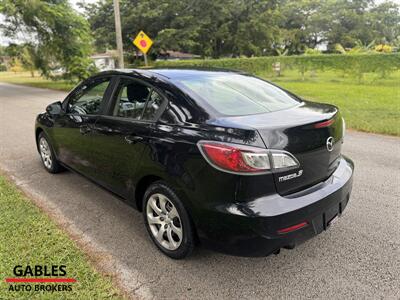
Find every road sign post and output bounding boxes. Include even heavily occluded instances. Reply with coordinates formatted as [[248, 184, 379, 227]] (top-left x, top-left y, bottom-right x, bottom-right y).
[[133, 31, 153, 67]]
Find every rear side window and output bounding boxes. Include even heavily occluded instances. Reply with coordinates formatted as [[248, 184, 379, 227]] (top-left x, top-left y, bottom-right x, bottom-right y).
[[142, 90, 164, 120], [112, 78, 166, 121], [173, 74, 299, 116], [112, 79, 151, 119]]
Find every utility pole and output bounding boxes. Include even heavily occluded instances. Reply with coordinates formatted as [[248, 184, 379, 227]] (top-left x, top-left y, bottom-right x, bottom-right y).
[[113, 0, 124, 68]]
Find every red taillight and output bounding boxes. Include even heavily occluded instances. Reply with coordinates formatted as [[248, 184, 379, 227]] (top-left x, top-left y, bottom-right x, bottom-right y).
[[199, 142, 261, 173], [277, 221, 308, 234], [197, 141, 299, 175], [314, 119, 335, 128]]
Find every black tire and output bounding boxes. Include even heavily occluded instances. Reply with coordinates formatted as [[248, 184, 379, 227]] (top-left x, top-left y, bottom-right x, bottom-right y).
[[37, 132, 64, 174], [142, 181, 195, 259]]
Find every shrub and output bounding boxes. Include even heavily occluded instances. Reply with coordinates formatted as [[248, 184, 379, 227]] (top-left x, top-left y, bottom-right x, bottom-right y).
[[154, 53, 400, 80]]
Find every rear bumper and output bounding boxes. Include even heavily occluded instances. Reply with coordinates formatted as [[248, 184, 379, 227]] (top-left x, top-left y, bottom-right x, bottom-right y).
[[198, 156, 354, 257]]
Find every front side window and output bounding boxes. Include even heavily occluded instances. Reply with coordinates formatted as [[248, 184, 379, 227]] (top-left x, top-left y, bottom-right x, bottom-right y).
[[68, 77, 111, 115], [173, 74, 300, 116]]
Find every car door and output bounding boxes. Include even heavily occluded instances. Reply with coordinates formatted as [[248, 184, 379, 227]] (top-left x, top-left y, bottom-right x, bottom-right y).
[[90, 76, 168, 198], [54, 76, 114, 178]]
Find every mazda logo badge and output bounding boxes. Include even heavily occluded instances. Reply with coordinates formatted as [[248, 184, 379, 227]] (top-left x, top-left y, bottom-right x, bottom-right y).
[[326, 137, 334, 152]]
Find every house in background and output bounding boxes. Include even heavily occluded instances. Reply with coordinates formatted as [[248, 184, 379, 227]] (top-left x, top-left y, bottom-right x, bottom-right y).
[[90, 52, 116, 71]]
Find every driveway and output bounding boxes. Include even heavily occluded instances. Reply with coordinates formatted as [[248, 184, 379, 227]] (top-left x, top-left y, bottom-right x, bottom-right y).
[[0, 82, 399, 299]]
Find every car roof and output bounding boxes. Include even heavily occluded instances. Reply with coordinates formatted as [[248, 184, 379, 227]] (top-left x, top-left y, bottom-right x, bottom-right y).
[[98, 67, 243, 81], [145, 68, 243, 79]]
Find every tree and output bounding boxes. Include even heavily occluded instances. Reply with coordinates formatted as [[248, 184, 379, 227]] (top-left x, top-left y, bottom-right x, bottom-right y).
[[277, 0, 328, 54], [0, 0, 94, 80], [5, 43, 38, 77], [9, 59, 24, 74], [369, 1, 400, 45], [278, 0, 400, 53], [84, 0, 283, 58], [84, 0, 399, 58]]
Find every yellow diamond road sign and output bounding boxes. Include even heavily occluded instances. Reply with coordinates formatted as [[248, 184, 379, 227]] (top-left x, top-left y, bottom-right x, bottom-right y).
[[133, 31, 153, 54]]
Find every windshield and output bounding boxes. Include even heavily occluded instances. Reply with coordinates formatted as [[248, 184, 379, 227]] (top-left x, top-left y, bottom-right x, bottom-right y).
[[173, 74, 299, 116]]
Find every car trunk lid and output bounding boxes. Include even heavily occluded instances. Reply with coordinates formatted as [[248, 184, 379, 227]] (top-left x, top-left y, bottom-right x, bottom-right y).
[[209, 101, 344, 195]]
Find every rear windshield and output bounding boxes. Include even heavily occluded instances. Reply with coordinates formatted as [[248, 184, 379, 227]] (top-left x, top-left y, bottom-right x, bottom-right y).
[[173, 74, 299, 115]]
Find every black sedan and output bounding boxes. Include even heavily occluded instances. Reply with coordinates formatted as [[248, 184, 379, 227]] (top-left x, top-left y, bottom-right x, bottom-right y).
[[35, 68, 354, 259]]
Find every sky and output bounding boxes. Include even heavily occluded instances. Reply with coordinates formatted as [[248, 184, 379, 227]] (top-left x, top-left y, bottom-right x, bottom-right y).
[[70, 0, 98, 12]]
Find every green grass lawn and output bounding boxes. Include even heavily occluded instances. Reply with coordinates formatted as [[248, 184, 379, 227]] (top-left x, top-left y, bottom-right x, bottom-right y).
[[0, 175, 123, 299], [0, 72, 74, 91], [0, 70, 399, 136]]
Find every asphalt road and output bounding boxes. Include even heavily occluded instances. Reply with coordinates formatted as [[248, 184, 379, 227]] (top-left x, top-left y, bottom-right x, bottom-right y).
[[0, 82, 399, 299]]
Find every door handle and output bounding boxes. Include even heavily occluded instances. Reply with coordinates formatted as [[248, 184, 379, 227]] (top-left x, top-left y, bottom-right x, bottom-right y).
[[124, 135, 143, 144], [79, 125, 91, 135]]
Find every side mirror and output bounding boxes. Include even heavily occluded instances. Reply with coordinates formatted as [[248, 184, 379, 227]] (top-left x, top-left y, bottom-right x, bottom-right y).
[[46, 101, 63, 116]]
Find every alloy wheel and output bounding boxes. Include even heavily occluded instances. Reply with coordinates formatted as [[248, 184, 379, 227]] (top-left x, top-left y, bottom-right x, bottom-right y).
[[39, 137, 53, 169], [146, 193, 183, 251]]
